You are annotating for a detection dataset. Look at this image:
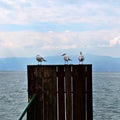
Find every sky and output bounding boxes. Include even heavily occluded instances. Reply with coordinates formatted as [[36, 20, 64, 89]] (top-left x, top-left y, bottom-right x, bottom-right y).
[[0, 0, 120, 58]]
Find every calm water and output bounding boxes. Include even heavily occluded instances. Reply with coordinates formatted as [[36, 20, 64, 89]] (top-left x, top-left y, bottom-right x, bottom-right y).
[[0, 71, 120, 120], [93, 72, 120, 120], [0, 71, 27, 120]]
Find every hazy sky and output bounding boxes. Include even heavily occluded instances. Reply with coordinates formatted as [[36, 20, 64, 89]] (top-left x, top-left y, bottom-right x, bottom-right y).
[[0, 0, 120, 57]]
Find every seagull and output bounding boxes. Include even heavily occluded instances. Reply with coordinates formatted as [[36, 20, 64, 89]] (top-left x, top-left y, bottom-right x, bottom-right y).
[[78, 52, 84, 64], [61, 53, 71, 64], [36, 55, 46, 64]]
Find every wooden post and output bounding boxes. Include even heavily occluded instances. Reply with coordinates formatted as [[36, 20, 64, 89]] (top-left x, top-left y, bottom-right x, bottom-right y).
[[27, 64, 92, 120]]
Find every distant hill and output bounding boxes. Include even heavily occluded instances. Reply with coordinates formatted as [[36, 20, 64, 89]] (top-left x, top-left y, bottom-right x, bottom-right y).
[[0, 54, 120, 71]]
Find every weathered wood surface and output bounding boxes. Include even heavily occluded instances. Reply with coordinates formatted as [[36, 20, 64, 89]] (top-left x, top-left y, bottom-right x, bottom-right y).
[[27, 65, 92, 120]]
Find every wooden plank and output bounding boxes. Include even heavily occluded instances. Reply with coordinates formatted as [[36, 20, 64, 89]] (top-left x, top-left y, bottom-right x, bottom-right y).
[[27, 66, 36, 120], [65, 65, 72, 120], [27, 65, 44, 120], [86, 65, 93, 120], [27, 66, 35, 96], [43, 66, 57, 120], [73, 65, 86, 120], [57, 65, 65, 120], [34, 66, 44, 120], [51, 66, 57, 120]]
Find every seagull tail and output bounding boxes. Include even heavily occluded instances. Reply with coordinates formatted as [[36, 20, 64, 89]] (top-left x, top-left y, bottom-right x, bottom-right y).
[[43, 59, 46, 62]]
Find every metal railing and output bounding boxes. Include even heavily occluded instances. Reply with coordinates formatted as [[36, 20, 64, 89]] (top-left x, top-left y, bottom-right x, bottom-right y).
[[18, 94, 37, 120]]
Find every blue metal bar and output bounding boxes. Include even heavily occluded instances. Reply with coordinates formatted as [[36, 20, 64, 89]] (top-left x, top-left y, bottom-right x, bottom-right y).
[[18, 94, 37, 120]]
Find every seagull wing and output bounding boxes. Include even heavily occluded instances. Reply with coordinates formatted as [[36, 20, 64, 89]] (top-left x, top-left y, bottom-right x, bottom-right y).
[[68, 57, 72, 61], [41, 57, 46, 61]]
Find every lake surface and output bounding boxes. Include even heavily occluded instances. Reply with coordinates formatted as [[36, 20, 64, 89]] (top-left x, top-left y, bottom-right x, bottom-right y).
[[93, 72, 120, 120], [0, 71, 27, 120], [0, 71, 120, 120]]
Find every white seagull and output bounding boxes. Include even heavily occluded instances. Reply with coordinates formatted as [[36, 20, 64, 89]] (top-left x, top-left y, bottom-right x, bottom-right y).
[[78, 52, 84, 64], [62, 53, 71, 64], [36, 55, 46, 64]]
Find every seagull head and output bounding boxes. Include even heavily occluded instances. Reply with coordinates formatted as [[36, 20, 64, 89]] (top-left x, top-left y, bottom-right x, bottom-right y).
[[36, 54, 40, 57], [80, 52, 82, 55]]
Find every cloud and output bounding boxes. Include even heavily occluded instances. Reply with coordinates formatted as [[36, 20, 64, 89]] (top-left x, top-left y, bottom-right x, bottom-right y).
[[0, 1, 120, 57], [0, 0, 120, 26], [41, 44, 77, 50], [110, 36, 120, 46], [0, 29, 119, 57]]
